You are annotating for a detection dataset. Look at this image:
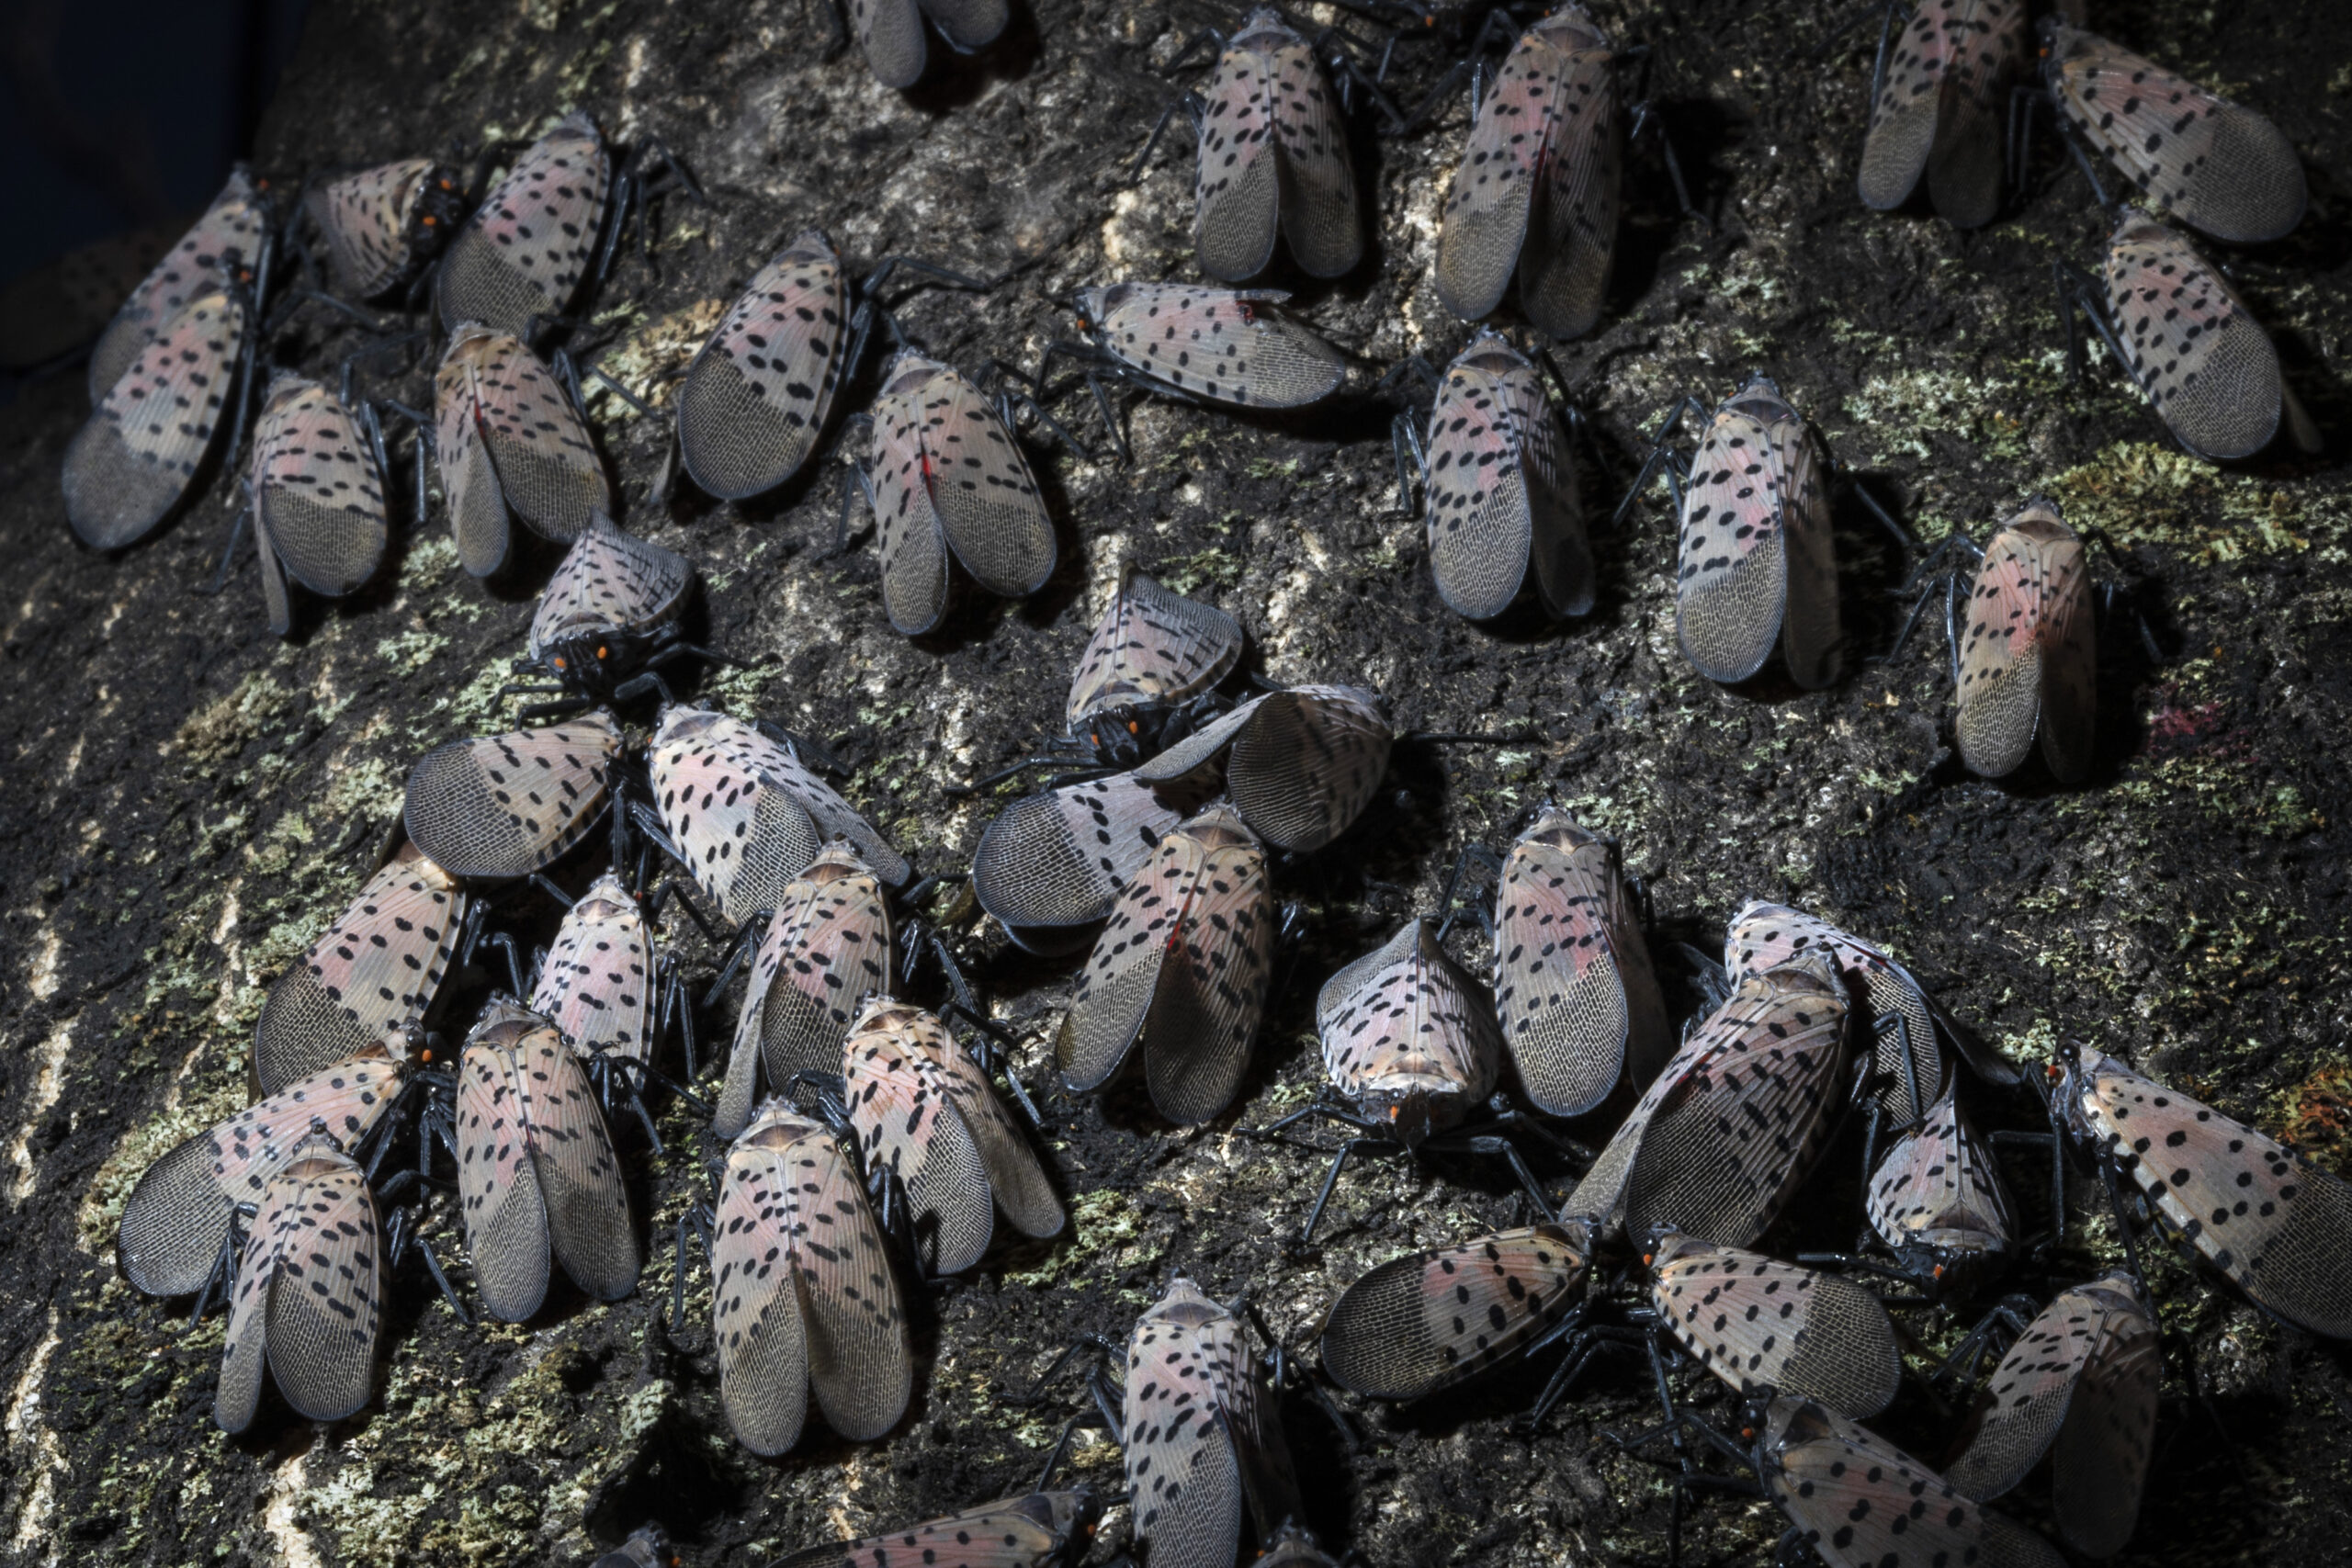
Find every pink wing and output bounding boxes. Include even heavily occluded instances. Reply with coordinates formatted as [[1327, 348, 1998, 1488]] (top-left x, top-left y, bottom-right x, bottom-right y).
[[254, 846, 467, 1094], [510, 1018, 638, 1303], [247, 374, 389, 628], [118, 1048, 405, 1298], [433, 332, 511, 575], [529, 873, 656, 1066], [1266, 17, 1361, 279], [1674, 401, 1785, 682], [457, 1039, 553, 1322], [1064, 566, 1243, 730], [435, 112, 610, 335], [90, 166, 266, 397], [1646, 1233, 1900, 1417], [467, 328, 609, 542], [1194, 27, 1282, 283], [1093, 282, 1346, 408], [677, 232, 851, 499], [402, 710, 622, 881], [1434, 22, 1566, 321], [63, 290, 251, 550], [1319, 1224, 1591, 1398], [1724, 899, 1942, 1125], [714, 1133, 813, 1454], [2103, 220, 2284, 461], [845, 1013, 998, 1274]]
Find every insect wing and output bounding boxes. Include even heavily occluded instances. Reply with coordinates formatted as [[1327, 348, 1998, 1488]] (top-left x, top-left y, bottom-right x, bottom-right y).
[[847, 1014, 997, 1272], [511, 1019, 639, 1301], [2047, 25, 2304, 243], [434, 335, 513, 575], [1724, 900, 1947, 1123], [1957, 508, 2093, 781], [1925, 0, 2024, 227], [677, 233, 850, 500], [260, 1148, 383, 1428], [852, 0, 929, 87], [867, 372, 952, 635], [714, 1125, 812, 1454], [1227, 685, 1390, 852], [917, 363, 1055, 601], [248, 376, 389, 627], [1856, 1, 1954, 210], [1066, 567, 1244, 730], [1194, 28, 1282, 283], [1434, 23, 1564, 322], [435, 112, 610, 336], [1760, 1397, 2067, 1568], [2068, 1045, 2352, 1340], [1521, 31, 1621, 340], [459, 326, 610, 544], [973, 770, 1204, 948], [1494, 812, 1668, 1117], [119, 1049, 404, 1298], [1093, 283, 1345, 408], [1319, 1224, 1589, 1399], [254, 847, 468, 1094], [403, 712, 622, 880], [529, 873, 655, 1066], [773, 1496, 1082, 1568], [1765, 401, 1840, 690], [530, 515, 694, 656], [1674, 400, 1787, 683], [931, 1017, 1065, 1245], [1620, 956, 1849, 1247], [2103, 219, 2287, 462], [1141, 812, 1274, 1123], [1268, 21, 1362, 279], [1947, 1275, 2158, 1557], [90, 167, 266, 398], [457, 1039, 553, 1321], [1645, 1231, 1900, 1418], [63, 290, 250, 549]]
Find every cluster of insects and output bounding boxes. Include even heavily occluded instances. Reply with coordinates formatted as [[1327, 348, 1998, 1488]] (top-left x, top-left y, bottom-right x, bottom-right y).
[[62, 2, 2337, 1565]]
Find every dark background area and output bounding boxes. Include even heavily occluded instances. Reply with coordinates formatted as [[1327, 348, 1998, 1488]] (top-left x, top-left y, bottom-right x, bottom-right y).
[[0, 1, 2348, 1565]]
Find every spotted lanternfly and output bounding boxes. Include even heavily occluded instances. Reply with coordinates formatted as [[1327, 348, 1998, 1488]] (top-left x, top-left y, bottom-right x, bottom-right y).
[[971, 770, 1212, 954], [676, 231, 852, 501], [714, 842, 894, 1139], [435, 111, 611, 337], [707, 1097, 913, 1455], [1724, 897, 2021, 1122], [1318, 1222, 1593, 1401], [1750, 1394, 2069, 1568], [2090, 214, 2319, 463], [456, 999, 639, 1321], [647, 704, 910, 924], [254, 842, 469, 1095], [435, 321, 610, 577], [89, 165, 267, 400], [858, 349, 1057, 637], [63, 288, 254, 550], [1123, 1277, 1301, 1568], [119, 1046, 407, 1299], [509, 513, 703, 713], [1134, 683, 1390, 853], [1190, 10, 1362, 282], [1642, 1224, 1902, 1420], [771, 1489, 1103, 1568], [215, 1134, 382, 1433], [1859, 1084, 2018, 1298], [1953, 500, 2095, 783], [1415, 329, 1591, 620], [244, 371, 390, 635], [1066, 564, 1245, 750], [843, 998, 1065, 1274], [305, 158, 465, 299], [2055, 1043, 2352, 1340], [1566, 953, 1849, 1247], [850, 0, 1010, 90], [2041, 20, 2305, 243], [1946, 1269, 2161, 1558], [1674, 373, 1839, 689], [529, 871, 657, 1066], [1318, 918, 1503, 1146], [1433, 7, 1623, 340], [1069, 281, 1349, 411], [1490, 807, 1668, 1117], [403, 710, 623, 882], [1856, 0, 2026, 229], [1057, 804, 1274, 1125]]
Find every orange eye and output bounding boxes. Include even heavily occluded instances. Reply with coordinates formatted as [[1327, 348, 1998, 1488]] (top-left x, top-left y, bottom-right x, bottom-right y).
[[552, 655, 568, 671], [1932, 1263, 1946, 1280], [422, 215, 438, 227], [596, 645, 610, 660], [1125, 719, 1138, 735]]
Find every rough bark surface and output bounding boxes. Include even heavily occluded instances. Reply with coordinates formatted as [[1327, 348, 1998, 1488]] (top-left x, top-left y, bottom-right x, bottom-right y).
[[2, 0, 2348, 1564]]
